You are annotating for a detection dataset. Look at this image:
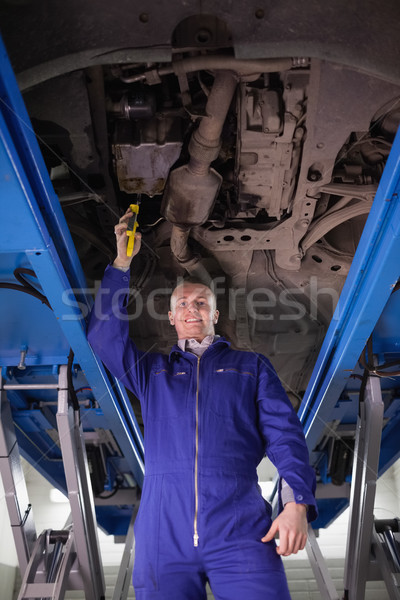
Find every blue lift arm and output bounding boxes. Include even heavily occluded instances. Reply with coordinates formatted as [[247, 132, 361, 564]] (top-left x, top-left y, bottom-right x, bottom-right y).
[[298, 127, 400, 527], [0, 36, 144, 535]]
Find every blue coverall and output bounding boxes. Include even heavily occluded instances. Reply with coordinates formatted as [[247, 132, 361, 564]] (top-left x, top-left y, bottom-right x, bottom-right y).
[[87, 265, 318, 599]]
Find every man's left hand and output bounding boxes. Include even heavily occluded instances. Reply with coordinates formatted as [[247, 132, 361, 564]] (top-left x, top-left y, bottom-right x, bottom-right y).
[[261, 502, 308, 556]]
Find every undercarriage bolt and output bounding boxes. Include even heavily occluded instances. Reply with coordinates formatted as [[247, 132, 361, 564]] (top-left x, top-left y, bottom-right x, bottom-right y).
[[18, 347, 27, 370], [307, 168, 322, 182]]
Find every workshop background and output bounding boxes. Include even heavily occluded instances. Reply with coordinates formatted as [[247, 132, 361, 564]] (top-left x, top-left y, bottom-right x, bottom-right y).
[[1, 455, 399, 600]]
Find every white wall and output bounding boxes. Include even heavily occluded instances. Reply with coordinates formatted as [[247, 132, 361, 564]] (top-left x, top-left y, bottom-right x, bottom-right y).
[[22, 459, 71, 531], [0, 463, 21, 600], [0, 476, 18, 567]]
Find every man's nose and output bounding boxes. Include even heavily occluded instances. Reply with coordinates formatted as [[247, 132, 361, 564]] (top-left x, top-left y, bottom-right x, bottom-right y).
[[187, 302, 200, 313]]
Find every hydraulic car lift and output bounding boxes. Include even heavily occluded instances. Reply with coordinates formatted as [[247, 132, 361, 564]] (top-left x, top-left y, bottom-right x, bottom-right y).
[[0, 35, 143, 599], [1, 33, 400, 599], [298, 111, 400, 598]]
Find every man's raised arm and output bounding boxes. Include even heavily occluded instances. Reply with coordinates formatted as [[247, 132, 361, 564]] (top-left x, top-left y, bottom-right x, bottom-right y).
[[87, 209, 149, 399]]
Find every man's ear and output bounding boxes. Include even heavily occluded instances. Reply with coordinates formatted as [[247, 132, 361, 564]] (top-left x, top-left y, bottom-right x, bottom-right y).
[[168, 310, 174, 325], [214, 309, 220, 324]]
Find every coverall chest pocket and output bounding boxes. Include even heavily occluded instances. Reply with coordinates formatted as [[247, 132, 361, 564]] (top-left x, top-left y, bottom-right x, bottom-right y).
[[209, 367, 257, 425], [147, 366, 190, 420]]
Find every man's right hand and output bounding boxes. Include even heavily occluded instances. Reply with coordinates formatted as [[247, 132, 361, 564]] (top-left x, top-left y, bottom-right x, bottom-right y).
[[113, 207, 142, 269]]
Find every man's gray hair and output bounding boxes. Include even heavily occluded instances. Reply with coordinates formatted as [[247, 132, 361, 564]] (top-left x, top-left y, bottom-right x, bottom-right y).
[[170, 277, 217, 311]]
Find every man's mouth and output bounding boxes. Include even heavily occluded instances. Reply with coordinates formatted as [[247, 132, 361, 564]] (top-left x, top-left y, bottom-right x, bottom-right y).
[[185, 318, 202, 323]]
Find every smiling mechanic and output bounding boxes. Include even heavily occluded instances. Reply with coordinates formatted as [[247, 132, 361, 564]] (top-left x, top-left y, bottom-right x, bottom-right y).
[[87, 209, 318, 600]]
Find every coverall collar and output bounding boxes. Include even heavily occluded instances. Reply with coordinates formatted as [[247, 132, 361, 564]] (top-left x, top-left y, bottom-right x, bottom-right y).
[[169, 336, 231, 362]]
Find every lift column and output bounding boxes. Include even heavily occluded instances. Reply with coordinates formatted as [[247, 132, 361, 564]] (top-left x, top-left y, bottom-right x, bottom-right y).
[[56, 365, 105, 600], [343, 375, 384, 599]]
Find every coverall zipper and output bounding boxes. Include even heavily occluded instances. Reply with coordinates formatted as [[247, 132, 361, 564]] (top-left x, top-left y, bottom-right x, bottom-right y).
[[193, 355, 201, 547]]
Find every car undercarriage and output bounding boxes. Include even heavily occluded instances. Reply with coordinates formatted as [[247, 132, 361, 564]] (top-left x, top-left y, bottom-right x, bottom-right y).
[[2, 2, 400, 418]]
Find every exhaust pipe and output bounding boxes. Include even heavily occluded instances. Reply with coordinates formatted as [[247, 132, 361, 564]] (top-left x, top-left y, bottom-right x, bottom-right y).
[[162, 70, 237, 280]]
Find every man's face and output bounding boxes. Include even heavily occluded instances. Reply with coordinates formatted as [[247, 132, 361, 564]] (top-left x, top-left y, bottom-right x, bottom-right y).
[[168, 283, 219, 342]]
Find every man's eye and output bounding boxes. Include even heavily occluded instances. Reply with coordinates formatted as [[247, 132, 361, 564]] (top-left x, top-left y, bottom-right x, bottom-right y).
[[179, 301, 187, 307]]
